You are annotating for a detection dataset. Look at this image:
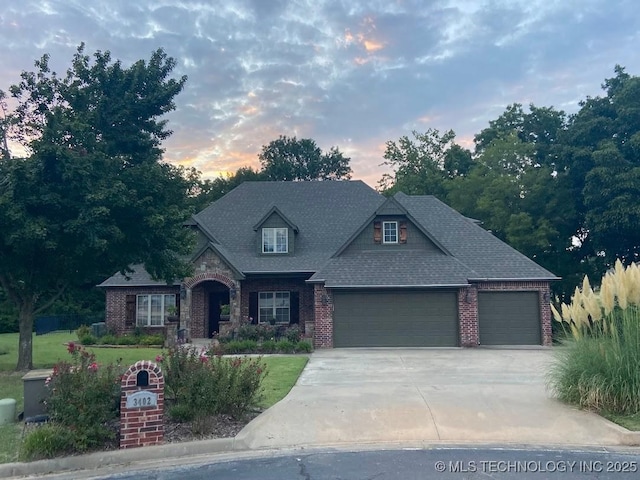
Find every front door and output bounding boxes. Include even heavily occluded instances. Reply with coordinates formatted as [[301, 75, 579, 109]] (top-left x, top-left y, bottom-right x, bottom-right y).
[[208, 291, 229, 337]]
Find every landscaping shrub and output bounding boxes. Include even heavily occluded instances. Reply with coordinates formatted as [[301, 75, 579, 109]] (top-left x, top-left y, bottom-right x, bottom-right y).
[[78, 334, 97, 345], [260, 339, 277, 353], [115, 335, 138, 346], [22, 342, 122, 457], [276, 339, 295, 354], [159, 346, 266, 432], [236, 323, 275, 342], [295, 340, 313, 353], [98, 334, 117, 345], [224, 340, 258, 354], [139, 334, 164, 346], [549, 260, 640, 414], [20, 424, 76, 461], [283, 325, 302, 343], [168, 404, 195, 423], [75, 324, 91, 339]]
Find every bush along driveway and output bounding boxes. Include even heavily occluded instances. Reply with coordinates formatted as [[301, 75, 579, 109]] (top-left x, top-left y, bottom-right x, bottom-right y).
[[549, 260, 640, 430]]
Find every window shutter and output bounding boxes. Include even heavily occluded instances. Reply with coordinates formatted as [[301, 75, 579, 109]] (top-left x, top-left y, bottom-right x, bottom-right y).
[[399, 221, 407, 244], [175, 293, 180, 314], [290, 292, 300, 324], [373, 221, 382, 244], [125, 295, 136, 328], [249, 292, 258, 324]]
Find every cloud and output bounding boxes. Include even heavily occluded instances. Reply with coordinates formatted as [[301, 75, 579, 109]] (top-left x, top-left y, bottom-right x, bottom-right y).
[[1, 0, 639, 187]]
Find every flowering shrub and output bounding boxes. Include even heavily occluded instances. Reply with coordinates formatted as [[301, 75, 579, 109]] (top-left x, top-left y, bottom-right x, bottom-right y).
[[160, 346, 266, 433], [41, 343, 122, 452]]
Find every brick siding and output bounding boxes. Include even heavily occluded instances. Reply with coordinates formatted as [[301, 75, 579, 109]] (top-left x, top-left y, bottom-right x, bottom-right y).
[[105, 287, 179, 335], [240, 277, 314, 334], [313, 284, 333, 348]]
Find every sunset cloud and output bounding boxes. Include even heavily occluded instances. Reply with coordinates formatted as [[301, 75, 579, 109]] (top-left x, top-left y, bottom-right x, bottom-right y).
[[1, 0, 639, 186]]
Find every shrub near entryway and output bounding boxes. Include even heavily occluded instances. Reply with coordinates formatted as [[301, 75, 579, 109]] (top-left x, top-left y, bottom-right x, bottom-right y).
[[158, 346, 267, 433], [20, 343, 122, 460], [549, 260, 640, 414]]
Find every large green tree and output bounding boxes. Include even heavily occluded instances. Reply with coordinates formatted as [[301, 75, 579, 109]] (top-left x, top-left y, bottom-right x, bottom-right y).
[[378, 128, 472, 197], [259, 135, 352, 181], [0, 45, 194, 370], [561, 66, 640, 266]]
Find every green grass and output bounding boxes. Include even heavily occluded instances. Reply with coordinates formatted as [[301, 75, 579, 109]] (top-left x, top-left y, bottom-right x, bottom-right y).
[[0, 373, 23, 464], [259, 356, 308, 408], [0, 332, 309, 464], [603, 412, 640, 431]]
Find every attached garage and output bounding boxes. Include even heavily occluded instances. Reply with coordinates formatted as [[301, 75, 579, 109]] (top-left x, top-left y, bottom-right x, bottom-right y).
[[478, 291, 541, 345], [332, 290, 458, 347]]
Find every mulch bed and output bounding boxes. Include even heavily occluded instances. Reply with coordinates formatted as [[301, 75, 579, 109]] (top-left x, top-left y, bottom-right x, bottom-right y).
[[164, 411, 261, 443]]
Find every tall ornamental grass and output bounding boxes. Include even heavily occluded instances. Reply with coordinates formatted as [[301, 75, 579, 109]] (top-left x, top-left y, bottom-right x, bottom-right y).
[[549, 260, 640, 414]]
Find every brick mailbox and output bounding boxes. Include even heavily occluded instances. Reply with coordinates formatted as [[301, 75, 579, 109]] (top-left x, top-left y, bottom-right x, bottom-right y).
[[120, 361, 164, 449]]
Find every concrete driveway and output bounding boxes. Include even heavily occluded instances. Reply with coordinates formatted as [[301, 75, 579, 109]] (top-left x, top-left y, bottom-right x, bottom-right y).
[[237, 349, 629, 448]]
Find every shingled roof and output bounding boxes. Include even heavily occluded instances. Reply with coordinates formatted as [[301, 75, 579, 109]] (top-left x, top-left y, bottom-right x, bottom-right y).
[[99, 181, 557, 287], [193, 181, 384, 273]]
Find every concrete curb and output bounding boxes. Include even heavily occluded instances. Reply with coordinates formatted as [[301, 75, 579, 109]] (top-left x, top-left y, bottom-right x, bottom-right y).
[[0, 437, 236, 479], [1, 420, 638, 478], [598, 417, 640, 447]]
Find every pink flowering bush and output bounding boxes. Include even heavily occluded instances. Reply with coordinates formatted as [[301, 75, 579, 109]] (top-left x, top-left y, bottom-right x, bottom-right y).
[[159, 346, 267, 433], [29, 343, 123, 456]]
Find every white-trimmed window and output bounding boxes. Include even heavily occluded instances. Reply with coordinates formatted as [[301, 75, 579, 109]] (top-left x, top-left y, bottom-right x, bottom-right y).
[[262, 227, 288, 253], [258, 292, 290, 324], [383, 221, 398, 244], [136, 294, 176, 327]]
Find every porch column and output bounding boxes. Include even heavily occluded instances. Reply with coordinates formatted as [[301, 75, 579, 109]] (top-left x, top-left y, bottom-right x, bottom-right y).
[[182, 286, 192, 342], [231, 281, 241, 325]]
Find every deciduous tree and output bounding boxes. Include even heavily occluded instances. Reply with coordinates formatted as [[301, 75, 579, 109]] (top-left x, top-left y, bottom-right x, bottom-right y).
[[0, 45, 194, 370]]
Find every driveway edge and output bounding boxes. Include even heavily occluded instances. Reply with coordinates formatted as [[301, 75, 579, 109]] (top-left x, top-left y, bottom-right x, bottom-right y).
[[598, 418, 640, 446]]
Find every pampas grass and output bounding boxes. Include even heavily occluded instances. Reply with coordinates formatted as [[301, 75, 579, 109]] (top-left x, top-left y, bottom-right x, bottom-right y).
[[549, 260, 640, 414]]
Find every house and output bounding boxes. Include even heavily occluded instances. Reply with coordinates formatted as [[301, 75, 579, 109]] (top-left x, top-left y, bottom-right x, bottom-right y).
[[99, 181, 558, 347]]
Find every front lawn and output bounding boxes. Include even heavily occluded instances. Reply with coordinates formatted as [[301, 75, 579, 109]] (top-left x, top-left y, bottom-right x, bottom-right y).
[[0, 332, 162, 371], [0, 332, 308, 463]]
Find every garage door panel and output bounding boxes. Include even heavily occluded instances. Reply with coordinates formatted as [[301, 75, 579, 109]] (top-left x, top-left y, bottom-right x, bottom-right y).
[[333, 290, 458, 347], [478, 292, 541, 345]]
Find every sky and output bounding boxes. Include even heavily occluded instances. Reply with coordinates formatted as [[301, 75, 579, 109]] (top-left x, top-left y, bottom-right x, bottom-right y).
[[1, 0, 639, 186]]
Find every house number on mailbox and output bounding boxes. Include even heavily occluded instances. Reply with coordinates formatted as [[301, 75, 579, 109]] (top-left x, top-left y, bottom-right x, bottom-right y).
[[126, 391, 158, 409]]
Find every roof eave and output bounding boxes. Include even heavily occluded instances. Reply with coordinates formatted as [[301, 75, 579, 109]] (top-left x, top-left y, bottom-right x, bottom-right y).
[[324, 283, 470, 289], [468, 277, 561, 282]]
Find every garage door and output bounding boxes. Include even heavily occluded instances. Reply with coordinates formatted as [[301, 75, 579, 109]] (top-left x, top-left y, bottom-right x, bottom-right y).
[[478, 292, 541, 345], [333, 290, 458, 347]]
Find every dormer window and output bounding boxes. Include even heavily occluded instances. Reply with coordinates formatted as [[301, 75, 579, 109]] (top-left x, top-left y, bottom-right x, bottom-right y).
[[263, 227, 288, 253], [383, 221, 398, 244]]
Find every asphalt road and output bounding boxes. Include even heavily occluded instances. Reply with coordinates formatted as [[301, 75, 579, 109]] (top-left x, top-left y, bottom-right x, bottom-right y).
[[89, 447, 640, 480]]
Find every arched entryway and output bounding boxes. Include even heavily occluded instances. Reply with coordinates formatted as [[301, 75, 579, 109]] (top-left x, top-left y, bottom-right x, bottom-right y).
[[184, 272, 237, 339]]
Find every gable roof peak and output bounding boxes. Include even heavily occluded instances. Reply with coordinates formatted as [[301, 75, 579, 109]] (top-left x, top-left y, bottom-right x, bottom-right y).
[[252, 205, 299, 232], [376, 195, 408, 216]]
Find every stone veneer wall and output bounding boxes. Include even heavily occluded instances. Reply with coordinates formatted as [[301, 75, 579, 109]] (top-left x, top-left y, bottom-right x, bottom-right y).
[[183, 248, 239, 339]]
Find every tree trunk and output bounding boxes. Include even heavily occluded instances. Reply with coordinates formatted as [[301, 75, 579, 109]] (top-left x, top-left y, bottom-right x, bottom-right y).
[[17, 302, 35, 371]]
